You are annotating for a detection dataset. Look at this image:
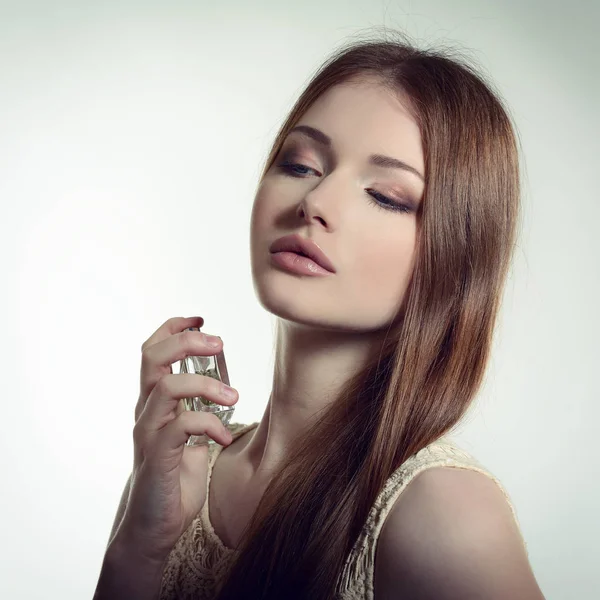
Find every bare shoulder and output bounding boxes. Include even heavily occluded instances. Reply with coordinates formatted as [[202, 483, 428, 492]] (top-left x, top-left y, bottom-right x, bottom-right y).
[[374, 466, 545, 599]]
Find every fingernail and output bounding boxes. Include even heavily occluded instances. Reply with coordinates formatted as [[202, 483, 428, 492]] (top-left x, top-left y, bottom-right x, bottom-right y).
[[206, 335, 220, 347], [221, 385, 236, 400]]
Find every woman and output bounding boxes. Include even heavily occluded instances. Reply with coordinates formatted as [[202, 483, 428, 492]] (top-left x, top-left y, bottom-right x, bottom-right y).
[[94, 31, 545, 600]]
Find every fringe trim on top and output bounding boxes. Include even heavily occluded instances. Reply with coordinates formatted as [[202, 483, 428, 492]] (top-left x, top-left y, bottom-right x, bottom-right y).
[[158, 425, 526, 600], [334, 437, 528, 599]]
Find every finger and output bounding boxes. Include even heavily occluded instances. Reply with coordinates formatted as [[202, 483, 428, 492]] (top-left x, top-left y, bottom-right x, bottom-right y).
[[144, 328, 222, 372], [139, 328, 223, 404], [152, 410, 232, 460], [141, 316, 205, 353], [138, 372, 237, 435]]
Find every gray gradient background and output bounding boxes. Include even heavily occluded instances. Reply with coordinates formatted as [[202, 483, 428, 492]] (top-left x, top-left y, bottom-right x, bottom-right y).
[[1, 1, 597, 598]]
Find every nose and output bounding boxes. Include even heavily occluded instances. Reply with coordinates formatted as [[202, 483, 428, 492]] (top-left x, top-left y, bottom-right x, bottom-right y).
[[296, 181, 337, 229], [297, 200, 327, 228]]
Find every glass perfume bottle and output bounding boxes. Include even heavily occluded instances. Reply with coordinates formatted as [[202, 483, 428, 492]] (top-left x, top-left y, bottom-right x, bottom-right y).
[[177, 326, 235, 447]]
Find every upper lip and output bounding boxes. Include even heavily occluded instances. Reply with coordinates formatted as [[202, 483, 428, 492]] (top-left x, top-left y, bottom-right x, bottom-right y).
[[270, 233, 336, 273]]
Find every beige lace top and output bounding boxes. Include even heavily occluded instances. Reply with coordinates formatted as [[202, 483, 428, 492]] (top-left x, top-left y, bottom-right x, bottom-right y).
[[159, 422, 527, 599]]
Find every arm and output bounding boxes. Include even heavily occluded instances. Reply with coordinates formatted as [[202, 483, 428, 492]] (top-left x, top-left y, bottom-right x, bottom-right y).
[[94, 472, 166, 600], [106, 471, 132, 549], [374, 467, 546, 599], [94, 533, 167, 600]]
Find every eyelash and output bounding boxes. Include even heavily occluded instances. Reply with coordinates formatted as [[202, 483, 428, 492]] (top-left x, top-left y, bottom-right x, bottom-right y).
[[277, 161, 412, 214]]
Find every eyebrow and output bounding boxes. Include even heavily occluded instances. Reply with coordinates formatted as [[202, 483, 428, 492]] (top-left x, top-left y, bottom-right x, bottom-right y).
[[288, 124, 425, 182]]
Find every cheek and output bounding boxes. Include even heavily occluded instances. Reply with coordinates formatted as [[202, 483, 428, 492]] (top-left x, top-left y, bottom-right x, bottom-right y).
[[350, 224, 417, 311], [250, 188, 283, 278], [250, 193, 272, 245], [251, 180, 284, 232]]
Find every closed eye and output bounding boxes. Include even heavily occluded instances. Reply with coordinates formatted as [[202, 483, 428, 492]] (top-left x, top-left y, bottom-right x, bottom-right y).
[[276, 161, 412, 214], [279, 161, 314, 178]]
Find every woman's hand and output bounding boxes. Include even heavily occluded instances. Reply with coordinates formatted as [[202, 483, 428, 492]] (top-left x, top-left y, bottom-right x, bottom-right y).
[[116, 316, 239, 564]]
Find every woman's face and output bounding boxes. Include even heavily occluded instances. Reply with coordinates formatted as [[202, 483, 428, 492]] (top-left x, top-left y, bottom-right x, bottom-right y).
[[250, 77, 425, 333]]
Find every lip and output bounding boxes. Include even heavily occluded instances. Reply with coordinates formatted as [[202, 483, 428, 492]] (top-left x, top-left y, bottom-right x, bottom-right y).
[[269, 233, 336, 273]]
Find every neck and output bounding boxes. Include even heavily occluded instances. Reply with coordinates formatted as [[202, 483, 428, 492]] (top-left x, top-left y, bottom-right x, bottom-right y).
[[239, 320, 389, 482]]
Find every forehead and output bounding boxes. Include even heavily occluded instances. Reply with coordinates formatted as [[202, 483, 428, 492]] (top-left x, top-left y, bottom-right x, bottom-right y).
[[292, 78, 424, 172]]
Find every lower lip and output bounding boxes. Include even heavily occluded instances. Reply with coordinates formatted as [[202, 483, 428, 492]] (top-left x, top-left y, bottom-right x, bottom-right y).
[[270, 251, 334, 276]]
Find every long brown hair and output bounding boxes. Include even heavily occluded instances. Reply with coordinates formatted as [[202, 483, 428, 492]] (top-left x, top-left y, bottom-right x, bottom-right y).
[[216, 29, 521, 600]]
